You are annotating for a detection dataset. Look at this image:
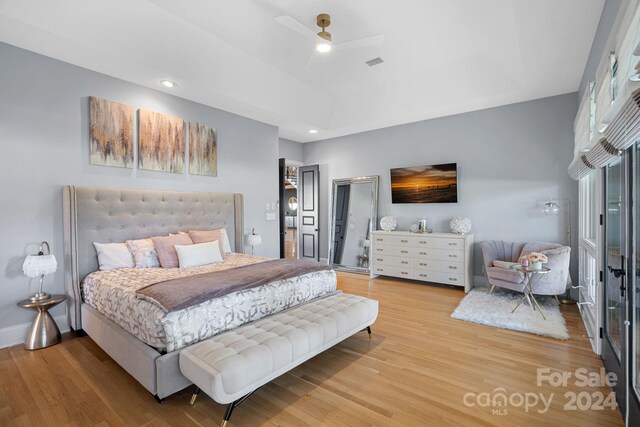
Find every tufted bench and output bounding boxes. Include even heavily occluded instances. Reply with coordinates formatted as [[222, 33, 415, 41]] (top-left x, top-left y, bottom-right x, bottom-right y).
[[179, 292, 378, 426]]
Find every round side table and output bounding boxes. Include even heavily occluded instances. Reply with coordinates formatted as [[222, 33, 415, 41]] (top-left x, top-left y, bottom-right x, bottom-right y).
[[510, 266, 551, 320], [17, 294, 67, 350]]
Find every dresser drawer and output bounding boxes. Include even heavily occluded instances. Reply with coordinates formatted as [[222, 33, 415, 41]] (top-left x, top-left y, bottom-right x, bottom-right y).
[[372, 234, 414, 247], [372, 265, 413, 278], [414, 259, 464, 273], [414, 270, 465, 287], [415, 248, 464, 262], [372, 245, 415, 257], [430, 238, 464, 250], [373, 254, 413, 268]]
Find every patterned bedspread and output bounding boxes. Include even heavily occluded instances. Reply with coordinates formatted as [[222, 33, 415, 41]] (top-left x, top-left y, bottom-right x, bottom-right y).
[[81, 254, 337, 352]]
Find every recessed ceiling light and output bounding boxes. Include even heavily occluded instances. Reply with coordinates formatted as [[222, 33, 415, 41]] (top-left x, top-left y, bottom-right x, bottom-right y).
[[630, 73, 640, 82], [160, 80, 177, 88], [309, 129, 318, 134], [598, 123, 609, 133]]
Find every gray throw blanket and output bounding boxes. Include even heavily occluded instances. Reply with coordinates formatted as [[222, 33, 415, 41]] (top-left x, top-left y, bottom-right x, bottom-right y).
[[136, 259, 332, 312]]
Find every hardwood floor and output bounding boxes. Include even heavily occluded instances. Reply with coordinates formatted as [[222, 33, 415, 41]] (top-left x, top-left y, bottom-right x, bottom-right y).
[[0, 273, 624, 426], [285, 227, 297, 259]]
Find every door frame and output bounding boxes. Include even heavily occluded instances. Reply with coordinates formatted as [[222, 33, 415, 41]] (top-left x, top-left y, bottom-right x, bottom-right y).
[[602, 154, 628, 415]]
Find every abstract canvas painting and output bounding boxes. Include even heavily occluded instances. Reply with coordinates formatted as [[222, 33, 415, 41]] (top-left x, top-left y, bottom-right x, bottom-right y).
[[89, 96, 134, 168], [189, 121, 217, 176], [138, 109, 185, 173]]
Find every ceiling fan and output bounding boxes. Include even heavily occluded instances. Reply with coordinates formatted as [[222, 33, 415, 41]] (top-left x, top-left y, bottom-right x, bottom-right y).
[[276, 13, 385, 54]]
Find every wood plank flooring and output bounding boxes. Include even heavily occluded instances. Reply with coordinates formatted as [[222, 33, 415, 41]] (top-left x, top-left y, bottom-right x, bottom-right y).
[[0, 273, 624, 426]]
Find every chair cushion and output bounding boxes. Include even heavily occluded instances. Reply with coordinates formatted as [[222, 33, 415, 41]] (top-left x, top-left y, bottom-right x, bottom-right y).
[[486, 266, 524, 284]]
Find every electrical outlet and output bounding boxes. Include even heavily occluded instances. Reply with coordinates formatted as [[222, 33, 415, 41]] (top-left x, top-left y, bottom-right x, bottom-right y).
[[266, 203, 271, 211]]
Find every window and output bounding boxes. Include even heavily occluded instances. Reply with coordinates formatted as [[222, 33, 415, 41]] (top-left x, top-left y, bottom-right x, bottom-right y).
[[589, 81, 596, 140], [610, 51, 618, 102]]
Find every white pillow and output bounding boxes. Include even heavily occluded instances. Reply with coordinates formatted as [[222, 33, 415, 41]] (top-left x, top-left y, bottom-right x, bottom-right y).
[[93, 242, 135, 270], [219, 228, 232, 254], [176, 240, 224, 268]]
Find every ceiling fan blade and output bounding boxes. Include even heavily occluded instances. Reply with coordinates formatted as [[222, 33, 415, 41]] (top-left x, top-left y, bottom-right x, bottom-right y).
[[276, 15, 323, 43], [333, 34, 385, 50]]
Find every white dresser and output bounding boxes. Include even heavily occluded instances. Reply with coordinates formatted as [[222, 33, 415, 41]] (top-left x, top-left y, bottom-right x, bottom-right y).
[[370, 231, 474, 292]]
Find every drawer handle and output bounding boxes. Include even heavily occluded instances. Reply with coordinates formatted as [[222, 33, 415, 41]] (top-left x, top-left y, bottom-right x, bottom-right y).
[[401, 271, 409, 275], [419, 274, 427, 277], [449, 266, 458, 270], [401, 250, 408, 254], [419, 252, 427, 255], [377, 259, 383, 261], [419, 241, 427, 244], [419, 263, 427, 266], [449, 277, 458, 281], [376, 238, 383, 241], [376, 249, 383, 252], [378, 268, 384, 271], [448, 254, 457, 258], [448, 243, 457, 246], [401, 261, 409, 264], [401, 239, 408, 243]]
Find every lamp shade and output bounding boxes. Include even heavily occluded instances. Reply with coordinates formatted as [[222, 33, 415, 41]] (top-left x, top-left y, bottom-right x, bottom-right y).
[[247, 234, 262, 247], [23, 254, 57, 278]]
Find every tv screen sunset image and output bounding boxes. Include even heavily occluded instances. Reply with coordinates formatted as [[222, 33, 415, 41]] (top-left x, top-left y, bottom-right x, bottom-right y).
[[390, 163, 458, 203]]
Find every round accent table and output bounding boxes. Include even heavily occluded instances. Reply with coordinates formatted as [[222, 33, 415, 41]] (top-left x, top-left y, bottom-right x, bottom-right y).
[[510, 266, 551, 320], [17, 294, 67, 350]]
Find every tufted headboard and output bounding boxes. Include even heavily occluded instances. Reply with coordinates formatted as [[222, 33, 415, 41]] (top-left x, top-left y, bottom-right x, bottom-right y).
[[62, 185, 244, 330]]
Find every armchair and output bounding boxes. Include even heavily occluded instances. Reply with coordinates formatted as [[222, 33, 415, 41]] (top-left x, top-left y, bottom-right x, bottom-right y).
[[480, 240, 571, 296]]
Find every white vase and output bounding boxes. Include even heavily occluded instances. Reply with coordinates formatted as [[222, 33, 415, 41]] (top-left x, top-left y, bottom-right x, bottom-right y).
[[531, 261, 542, 270]]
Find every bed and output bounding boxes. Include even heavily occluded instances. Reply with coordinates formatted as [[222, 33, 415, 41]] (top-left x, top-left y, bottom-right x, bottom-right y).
[[62, 186, 336, 399]]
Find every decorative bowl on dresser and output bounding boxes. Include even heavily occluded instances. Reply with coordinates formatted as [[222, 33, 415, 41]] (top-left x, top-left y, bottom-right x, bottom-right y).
[[370, 231, 474, 292]]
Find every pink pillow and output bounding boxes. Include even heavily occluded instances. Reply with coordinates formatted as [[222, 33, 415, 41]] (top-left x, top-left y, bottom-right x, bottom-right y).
[[150, 233, 194, 268], [188, 230, 226, 258]]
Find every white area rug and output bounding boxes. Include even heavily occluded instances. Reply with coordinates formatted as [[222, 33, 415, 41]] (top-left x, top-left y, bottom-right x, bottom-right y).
[[451, 287, 569, 340]]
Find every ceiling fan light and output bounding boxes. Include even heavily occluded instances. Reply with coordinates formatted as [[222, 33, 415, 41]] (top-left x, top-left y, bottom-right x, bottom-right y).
[[316, 42, 332, 53]]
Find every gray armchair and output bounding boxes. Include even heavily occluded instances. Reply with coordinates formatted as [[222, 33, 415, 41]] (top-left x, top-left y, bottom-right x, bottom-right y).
[[480, 240, 571, 296]]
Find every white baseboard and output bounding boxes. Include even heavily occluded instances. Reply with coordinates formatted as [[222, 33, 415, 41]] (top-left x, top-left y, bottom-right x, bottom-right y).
[[0, 315, 70, 349], [320, 258, 328, 264]]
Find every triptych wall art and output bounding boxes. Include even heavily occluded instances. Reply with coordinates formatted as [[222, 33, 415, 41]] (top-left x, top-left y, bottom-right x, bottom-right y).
[[89, 96, 218, 176]]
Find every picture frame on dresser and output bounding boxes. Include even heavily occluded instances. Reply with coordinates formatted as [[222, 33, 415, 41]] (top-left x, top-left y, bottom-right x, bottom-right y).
[[369, 231, 474, 292]]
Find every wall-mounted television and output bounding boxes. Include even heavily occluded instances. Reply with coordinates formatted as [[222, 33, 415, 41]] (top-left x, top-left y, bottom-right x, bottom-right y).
[[390, 163, 458, 203]]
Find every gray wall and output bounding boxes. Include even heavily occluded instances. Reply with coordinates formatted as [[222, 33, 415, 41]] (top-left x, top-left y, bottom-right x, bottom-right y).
[[0, 42, 279, 331], [303, 93, 579, 282], [578, 0, 623, 99], [279, 138, 304, 162]]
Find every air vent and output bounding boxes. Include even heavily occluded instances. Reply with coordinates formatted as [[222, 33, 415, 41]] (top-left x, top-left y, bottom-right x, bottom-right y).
[[366, 57, 384, 67]]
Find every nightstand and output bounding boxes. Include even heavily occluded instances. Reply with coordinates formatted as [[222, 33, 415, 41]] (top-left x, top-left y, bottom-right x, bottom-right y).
[[17, 294, 67, 350]]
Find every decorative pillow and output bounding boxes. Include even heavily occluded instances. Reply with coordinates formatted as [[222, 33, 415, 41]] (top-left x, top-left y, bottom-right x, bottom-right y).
[[93, 242, 134, 271], [493, 260, 517, 269], [188, 229, 229, 256], [125, 238, 160, 268], [175, 240, 224, 268], [150, 233, 194, 268]]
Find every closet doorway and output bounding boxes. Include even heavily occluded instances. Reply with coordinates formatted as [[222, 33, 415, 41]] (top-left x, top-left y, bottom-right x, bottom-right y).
[[279, 159, 301, 259]]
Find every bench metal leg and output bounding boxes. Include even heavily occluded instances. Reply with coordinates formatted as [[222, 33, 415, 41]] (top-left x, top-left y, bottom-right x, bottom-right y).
[[221, 390, 257, 426], [366, 326, 372, 339], [153, 395, 164, 404], [190, 387, 200, 406]]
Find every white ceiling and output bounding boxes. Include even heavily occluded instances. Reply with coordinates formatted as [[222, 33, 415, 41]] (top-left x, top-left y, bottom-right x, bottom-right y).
[[0, 0, 605, 142]]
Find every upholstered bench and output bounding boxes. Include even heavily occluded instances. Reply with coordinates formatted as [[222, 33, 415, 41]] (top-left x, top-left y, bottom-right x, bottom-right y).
[[179, 292, 379, 426]]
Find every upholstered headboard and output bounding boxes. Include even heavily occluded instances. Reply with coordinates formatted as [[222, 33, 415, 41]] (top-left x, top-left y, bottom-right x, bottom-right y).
[[62, 185, 244, 330]]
